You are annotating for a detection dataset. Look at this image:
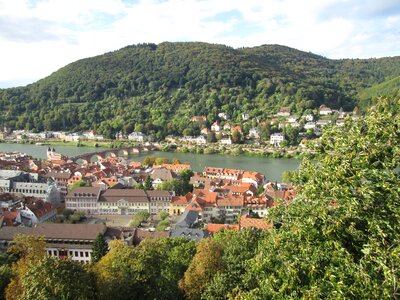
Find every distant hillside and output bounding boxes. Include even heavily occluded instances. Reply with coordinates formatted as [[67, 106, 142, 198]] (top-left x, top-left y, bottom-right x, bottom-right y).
[[357, 76, 400, 108], [1, 42, 400, 138]]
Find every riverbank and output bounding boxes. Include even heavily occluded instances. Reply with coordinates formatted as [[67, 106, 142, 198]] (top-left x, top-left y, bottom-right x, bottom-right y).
[[1, 139, 315, 160]]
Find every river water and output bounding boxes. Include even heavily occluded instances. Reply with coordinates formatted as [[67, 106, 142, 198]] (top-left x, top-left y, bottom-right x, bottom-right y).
[[0, 143, 301, 181]]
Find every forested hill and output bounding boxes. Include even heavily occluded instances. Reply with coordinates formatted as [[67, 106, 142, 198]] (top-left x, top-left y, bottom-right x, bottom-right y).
[[1, 42, 400, 139]]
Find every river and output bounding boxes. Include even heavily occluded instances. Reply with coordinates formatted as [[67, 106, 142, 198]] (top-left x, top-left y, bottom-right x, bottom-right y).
[[0, 143, 301, 181]]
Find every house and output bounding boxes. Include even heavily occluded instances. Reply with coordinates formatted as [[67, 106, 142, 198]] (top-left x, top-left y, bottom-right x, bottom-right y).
[[239, 215, 272, 230], [319, 105, 333, 115], [316, 119, 332, 127], [248, 128, 260, 139], [304, 122, 316, 130], [287, 116, 298, 123], [1, 211, 21, 226], [0, 193, 23, 210], [270, 133, 285, 146], [200, 128, 209, 135], [65, 187, 101, 214], [242, 113, 250, 121], [150, 168, 176, 188], [146, 190, 172, 214], [64, 133, 82, 142], [169, 228, 209, 241], [277, 107, 290, 117], [304, 114, 314, 122], [175, 210, 201, 228], [219, 137, 232, 145], [336, 120, 345, 127], [191, 116, 207, 123], [223, 123, 231, 131], [232, 126, 243, 134], [289, 122, 301, 128], [0, 223, 107, 263], [20, 198, 56, 226], [241, 171, 265, 188], [128, 132, 147, 142], [170, 193, 192, 215], [218, 112, 229, 120], [161, 163, 191, 174], [205, 223, 239, 235], [44, 171, 71, 198], [211, 121, 221, 132]]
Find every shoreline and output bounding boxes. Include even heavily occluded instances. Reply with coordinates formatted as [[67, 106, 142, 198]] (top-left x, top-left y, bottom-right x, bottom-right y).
[[0, 139, 314, 160]]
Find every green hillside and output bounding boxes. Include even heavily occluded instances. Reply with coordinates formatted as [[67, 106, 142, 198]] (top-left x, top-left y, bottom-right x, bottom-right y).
[[0, 42, 400, 139], [358, 76, 400, 108]]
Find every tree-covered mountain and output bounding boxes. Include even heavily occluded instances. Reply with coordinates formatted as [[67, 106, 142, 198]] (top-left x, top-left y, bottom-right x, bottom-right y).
[[1, 42, 400, 139]]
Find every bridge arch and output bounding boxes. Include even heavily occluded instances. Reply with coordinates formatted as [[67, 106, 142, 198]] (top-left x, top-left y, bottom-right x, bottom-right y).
[[131, 148, 140, 154], [76, 158, 89, 165], [117, 149, 129, 156]]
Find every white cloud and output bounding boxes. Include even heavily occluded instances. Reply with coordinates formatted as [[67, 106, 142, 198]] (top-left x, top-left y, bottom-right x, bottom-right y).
[[0, 0, 399, 87]]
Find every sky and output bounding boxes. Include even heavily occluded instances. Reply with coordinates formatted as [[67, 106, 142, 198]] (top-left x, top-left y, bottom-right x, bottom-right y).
[[1, 0, 400, 88]]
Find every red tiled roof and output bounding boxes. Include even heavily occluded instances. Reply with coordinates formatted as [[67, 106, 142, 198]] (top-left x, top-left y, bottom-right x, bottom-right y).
[[206, 223, 240, 234], [26, 198, 55, 219], [240, 215, 272, 230]]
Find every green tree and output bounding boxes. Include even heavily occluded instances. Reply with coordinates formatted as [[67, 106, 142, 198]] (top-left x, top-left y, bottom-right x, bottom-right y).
[[130, 211, 150, 227], [158, 210, 169, 221], [143, 155, 156, 166], [92, 234, 109, 262], [206, 132, 216, 143], [236, 98, 400, 298], [231, 129, 241, 144], [154, 157, 169, 165], [20, 256, 96, 300], [144, 175, 153, 190]]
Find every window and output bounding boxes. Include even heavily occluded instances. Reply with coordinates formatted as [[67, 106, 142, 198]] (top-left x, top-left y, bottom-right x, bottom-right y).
[[80, 251, 84, 257], [75, 251, 78, 257], [85, 252, 89, 257]]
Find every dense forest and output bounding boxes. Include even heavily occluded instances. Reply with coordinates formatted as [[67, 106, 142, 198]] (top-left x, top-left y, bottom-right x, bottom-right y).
[[1, 98, 399, 299], [1, 42, 400, 139]]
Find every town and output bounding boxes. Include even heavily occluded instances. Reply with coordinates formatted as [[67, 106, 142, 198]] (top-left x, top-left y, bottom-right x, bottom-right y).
[[0, 105, 358, 151], [0, 146, 295, 262]]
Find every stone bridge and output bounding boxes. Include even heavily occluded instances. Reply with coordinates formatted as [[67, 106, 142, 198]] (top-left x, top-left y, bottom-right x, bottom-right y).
[[70, 144, 156, 164]]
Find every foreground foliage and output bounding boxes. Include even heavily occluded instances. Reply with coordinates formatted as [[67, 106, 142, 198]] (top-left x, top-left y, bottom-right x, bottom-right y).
[[2, 99, 399, 299]]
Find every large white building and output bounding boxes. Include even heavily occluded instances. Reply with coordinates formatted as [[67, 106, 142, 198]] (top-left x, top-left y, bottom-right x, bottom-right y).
[[0, 224, 107, 263], [270, 133, 285, 146], [0, 170, 61, 207]]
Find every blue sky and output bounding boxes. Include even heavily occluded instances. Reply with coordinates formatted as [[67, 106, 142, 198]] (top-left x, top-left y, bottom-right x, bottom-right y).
[[0, 0, 400, 88]]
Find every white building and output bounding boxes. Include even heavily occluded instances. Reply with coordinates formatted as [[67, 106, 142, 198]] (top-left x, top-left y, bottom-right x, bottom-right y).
[[319, 105, 333, 115], [304, 122, 316, 130], [219, 137, 232, 145], [218, 112, 229, 120], [270, 133, 285, 146], [304, 114, 314, 122], [0, 224, 107, 263], [128, 132, 147, 142], [211, 122, 221, 132], [248, 128, 260, 139]]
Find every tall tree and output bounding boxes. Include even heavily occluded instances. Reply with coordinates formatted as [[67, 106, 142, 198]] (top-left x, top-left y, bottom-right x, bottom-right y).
[[20, 256, 96, 300], [179, 239, 224, 300], [92, 234, 109, 262], [144, 175, 153, 190], [235, 98, 400, 298]]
